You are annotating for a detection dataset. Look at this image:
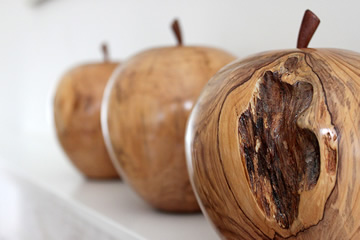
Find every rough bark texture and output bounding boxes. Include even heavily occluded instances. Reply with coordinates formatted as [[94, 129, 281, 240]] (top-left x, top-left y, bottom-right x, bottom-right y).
[[238, 70, 320, 229], [186, 49, 360, 239]]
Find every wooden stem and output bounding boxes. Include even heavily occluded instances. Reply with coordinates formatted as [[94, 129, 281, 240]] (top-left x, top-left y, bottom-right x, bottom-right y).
[[297, 10, 320, 48], [102, 43, 109, 62], [171, 19, 183, 46]]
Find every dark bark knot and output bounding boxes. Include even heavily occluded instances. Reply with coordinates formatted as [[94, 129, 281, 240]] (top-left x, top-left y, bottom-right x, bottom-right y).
[[238, 70, 320, 229]]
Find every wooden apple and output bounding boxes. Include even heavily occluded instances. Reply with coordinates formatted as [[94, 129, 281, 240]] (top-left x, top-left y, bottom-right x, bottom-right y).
[[54, 44, 119, 179], [186, 10, 360, 239], [102, 20, 236, 212]]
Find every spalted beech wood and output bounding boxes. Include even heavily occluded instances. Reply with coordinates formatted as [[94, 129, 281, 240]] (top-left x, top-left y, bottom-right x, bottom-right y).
[[186, 10, 359, 239], [54, 44, 119, 179], [102, 20, 236, 212]]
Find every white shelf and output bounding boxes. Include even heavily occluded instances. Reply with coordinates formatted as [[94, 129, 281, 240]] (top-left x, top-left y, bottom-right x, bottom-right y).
[[0, 133, 219, 240]]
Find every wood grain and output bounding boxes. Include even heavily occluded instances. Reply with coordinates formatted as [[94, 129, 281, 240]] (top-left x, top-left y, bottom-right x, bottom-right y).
[[186, 48, 360, 239], [105, 46, 235, 212], [54, 62, 119, 179]]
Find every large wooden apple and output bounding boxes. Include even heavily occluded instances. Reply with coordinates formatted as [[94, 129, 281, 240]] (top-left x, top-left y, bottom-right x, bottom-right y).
[[186, 10, 360, 239], [102, 20, 236, 212], [54, 44, 119, 179]]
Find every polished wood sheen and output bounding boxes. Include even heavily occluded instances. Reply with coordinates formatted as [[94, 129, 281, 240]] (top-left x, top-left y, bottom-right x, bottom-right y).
[[54, 62, 119, 179], [186, 48, 360, 239], [297, 10, 320, 48], [105, 46, 235, 212]]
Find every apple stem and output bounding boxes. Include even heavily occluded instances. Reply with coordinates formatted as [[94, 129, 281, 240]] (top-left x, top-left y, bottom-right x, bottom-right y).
[[297, 10, 320, 48], [171, 19, 183, 46], [101, 43, 109, 62]]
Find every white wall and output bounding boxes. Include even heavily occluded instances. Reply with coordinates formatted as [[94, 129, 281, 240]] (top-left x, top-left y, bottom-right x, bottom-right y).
[[1, 0, 359, 136]]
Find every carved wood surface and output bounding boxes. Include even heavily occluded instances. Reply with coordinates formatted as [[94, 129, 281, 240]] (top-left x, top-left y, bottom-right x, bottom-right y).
[[54, 63, 119, 179], [104, 46, 235, 212], [186, 48, 360, 239]]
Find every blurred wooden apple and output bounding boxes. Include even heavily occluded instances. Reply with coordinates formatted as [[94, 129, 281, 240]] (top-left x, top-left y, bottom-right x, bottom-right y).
[[54, 44, 119, 179], [186, 10, 360, 239], [102, 20, 236, 212]]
